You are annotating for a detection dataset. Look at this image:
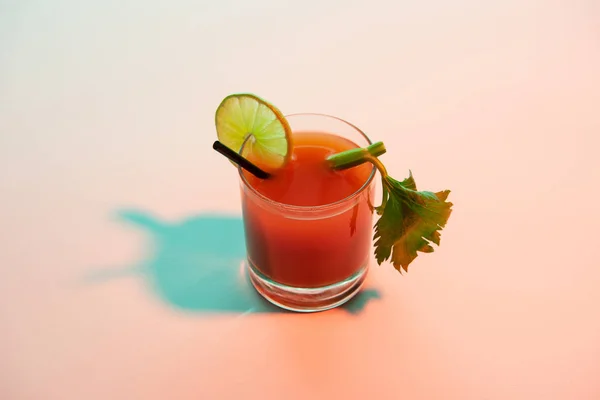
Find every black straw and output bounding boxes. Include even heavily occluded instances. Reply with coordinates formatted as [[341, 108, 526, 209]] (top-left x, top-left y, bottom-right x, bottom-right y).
[[212, 140, 271, 179]]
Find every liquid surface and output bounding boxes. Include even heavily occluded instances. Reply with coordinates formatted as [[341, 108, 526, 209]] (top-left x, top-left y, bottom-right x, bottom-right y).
[[243, 132, 373, 206]]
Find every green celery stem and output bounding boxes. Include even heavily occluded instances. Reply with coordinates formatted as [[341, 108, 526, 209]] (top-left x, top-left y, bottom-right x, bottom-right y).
[[327, 141, 386, 170]]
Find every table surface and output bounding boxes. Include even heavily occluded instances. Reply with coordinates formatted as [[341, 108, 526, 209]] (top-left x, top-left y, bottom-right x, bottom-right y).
[[2, 1, 599, 399]]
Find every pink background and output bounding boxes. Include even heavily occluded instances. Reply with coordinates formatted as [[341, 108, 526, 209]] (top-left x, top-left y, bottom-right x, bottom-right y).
[[1, 0, 599, 399]]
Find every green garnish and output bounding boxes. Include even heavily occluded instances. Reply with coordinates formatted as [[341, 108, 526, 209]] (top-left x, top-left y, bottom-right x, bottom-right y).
[[327, 143, 453, 273]]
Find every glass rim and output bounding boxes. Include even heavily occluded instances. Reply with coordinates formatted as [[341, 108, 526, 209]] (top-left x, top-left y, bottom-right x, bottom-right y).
[[237, 112, 376, 212]]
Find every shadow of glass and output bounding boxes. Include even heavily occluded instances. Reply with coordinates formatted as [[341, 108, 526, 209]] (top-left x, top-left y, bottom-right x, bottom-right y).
[[85, 209, 380, 314]]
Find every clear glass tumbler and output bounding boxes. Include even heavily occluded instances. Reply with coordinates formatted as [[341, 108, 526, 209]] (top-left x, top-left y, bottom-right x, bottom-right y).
[[238, 114, 376, 312]]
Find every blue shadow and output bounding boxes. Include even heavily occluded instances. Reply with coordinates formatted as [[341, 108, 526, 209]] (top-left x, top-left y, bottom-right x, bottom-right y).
[[86, 209, 380, 314]]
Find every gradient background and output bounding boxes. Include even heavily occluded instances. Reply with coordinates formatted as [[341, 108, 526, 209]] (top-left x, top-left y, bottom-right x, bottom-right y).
[[1, 0, 599, 399]]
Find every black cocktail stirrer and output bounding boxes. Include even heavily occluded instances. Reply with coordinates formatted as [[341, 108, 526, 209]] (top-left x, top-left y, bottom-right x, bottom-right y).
[[212, 140, 271, 179]]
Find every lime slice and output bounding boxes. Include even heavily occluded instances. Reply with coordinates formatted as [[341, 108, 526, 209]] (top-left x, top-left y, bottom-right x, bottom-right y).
[[215, 93, 292, 171]]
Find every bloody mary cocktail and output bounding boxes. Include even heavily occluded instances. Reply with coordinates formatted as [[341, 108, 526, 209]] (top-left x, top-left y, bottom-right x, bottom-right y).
[[214, 93, 454, 312], [238, 114, 376, 311]]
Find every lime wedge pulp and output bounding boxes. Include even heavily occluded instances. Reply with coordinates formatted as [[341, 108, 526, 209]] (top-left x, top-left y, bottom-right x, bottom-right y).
[[215, 93, 292, 171]]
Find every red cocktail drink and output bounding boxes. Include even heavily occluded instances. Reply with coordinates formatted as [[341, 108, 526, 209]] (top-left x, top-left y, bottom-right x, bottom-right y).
[[238, 114, 375, 311]]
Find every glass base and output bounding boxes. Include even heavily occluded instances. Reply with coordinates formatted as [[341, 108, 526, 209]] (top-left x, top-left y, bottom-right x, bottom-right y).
[[246, 259, 368, 313]]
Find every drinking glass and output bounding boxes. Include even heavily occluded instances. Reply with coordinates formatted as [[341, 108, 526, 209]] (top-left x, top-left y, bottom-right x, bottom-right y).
[[238, 113, 376, 312]]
